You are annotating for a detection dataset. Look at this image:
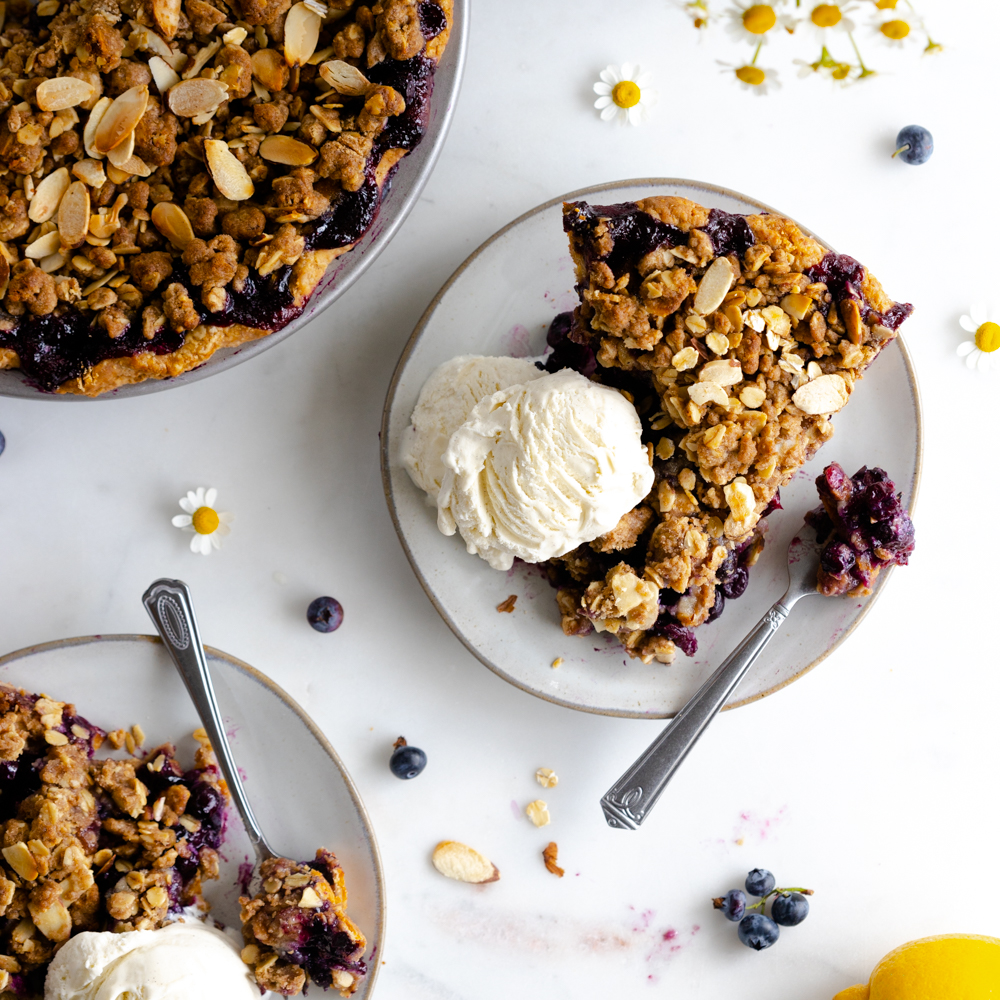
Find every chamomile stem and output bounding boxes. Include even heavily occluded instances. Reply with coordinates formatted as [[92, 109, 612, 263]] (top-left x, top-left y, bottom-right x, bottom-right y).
[[751, 41, 762, 66], [847, 32, 874, 78]]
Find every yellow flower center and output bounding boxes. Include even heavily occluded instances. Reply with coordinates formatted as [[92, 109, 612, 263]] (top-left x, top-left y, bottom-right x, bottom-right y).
[[611, 80, 641, 109], [874, 0, 897, 7], [832, 62, 851, 79], [736, 65, 766, 85], [976, 322, 1000, 353], [811, 4, 841, 27], [192, 506, 220, 535], [742, 4, 776, 33], [880, 18, 910, 39]]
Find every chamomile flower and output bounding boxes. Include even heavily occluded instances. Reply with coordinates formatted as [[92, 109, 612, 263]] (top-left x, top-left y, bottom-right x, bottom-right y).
[[957, 305, 1000, 373], [874, 11, 914, 46], [802, 2, 856, 42], [726, 1, 796, 45], [794, 49, 853, 82], [593, 64, 657, 126], [720, 47, 781, 93], [171, 487, 233, 555]]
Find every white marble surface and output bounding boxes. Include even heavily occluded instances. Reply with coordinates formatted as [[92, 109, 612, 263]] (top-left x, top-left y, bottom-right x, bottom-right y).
[[1, 2, 998, 997]]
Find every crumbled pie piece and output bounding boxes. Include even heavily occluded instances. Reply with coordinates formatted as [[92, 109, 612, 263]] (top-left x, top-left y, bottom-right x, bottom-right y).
[[543, 196, 913, 663], [239, 850, 367, 997], [0, 0, 452, 394]]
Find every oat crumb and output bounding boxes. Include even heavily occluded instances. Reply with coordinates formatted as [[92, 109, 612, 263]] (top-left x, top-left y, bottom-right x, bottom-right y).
[[535, 767, 558, 789], [551, 657, 563, 669], [525, 800, 551, 827]]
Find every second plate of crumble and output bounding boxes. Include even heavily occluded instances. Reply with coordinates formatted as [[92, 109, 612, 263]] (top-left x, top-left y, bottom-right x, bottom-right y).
[[381, 178, 922, 719]]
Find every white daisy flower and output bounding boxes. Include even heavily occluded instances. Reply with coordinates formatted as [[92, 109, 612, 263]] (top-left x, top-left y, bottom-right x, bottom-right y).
[[171, 487, 234, 555], [957, 305, 1000, 373], [802, 2, 856, 43], [874, 11, 914, 46], [593, 64, 657, 126], [719, 57, 781, 94], [726, 2, 797, 46]]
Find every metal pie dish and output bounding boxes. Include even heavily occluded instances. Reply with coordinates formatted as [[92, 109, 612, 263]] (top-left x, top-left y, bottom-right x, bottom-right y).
[[0, 634, 385, 997], [381, 179, 923, 719], [0, 0, 467, 401]]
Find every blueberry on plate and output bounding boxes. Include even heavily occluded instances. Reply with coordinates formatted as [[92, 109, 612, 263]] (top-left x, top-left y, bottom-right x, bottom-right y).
[[771, 891, 810, 926], [390, 737, 427, 779], [893, 125, 933, 165], [738, 913, 780, 951], [306, 596, 343, 632], [714, 889, 746, 922], [745, 868, 776, 897]]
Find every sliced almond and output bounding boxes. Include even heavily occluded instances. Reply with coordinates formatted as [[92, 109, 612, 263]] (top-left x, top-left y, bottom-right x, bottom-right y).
[[258, 134, 317, 166], [167, 77, 229, 118], [128, 26, 175, 62], [688, 381, 728, 407], [151, 202, 195, 249], [39, 252, 67, 273], [431, 841, 499, 884], [791, 373, 849, 415], [35, 76, 96, 112], [693, 257, 735, 316], [182, 38, 222, 80], [72, 158, 107, 189], [698, 358, 743, 386], [203, 139, 254, 200], [94, 85, 148, 154], [251, 48, 289, 92], [106, 129, 135, 169], [310, 104, 341, 133], [111, 155, 153, 179], [28, 167, 71, 223], [152, 0, 182, 39], [24, 230, 62, 259], [284, 2, 321, 67], [148, 55, 181, 95], [318, 59, 370, 96], [58, 181, 91, 248], [83, 97, 112, 158], [3, 843, 39, 882]]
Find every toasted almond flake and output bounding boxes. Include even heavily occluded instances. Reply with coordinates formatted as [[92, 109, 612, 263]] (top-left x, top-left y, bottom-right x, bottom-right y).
[[58, 181, 90, 248], [258, 134, 317, 166], [251, 79, 270, 101], [151, 202, 195, 249], [168, 77, 229, 117], [431, 841, 500, 884], [28, 167, 71, 223], [72, 158, 107, 188], [694, 257, 735, 316], [307, 44, 333, 65], [318, 58, 370, 96], [37, 0, 60, 13], [791, 373, 849, 415], [688, 381, 728, 407], [182, 38, 222, 80], [223, 26, 248, 44], [2, 843, 38, 881], [148, 55, 181, 94], [251, 47, 289, 91], [113, 154, 152, 179], [298, 887, 322, 908], [303, 0, 326, 14], [698, 358, 743, 386], [94, 85, 148, 154], [152, 0, 182, 39], [39, 251, 66, 273], [25, 230, 62, 258], [35, 76, 96, 113], [128, 25, 175, 62], [310, 104, 341, 132], [203, 138, 254, 200], [83, 97, 112, 158], [106, 129, 135, 168], [105, 164, 130, 184], [284, 2, 321, 67]]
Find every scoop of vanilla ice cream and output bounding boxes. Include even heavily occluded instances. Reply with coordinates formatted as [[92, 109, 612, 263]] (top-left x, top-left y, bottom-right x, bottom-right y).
[[437, 368, 654, 570], [45, 921, 259, 1000], [401, 355, 545, 498]]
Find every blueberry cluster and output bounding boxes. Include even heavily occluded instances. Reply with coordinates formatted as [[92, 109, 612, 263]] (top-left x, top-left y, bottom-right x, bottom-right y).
[[713, 869, 813, 951]]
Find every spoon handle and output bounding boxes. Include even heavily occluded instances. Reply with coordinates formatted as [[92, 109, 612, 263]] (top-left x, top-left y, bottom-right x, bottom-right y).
[[143, 578, 275, 861], [600, 598, 793, 830]]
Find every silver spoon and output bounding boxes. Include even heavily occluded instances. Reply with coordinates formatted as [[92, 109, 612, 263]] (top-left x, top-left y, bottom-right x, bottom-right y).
[[142, 578, 277, 866], [600, 526, 822, 830]]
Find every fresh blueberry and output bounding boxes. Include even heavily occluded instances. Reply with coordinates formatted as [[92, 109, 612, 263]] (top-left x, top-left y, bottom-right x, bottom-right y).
[[893, 125, 933, 165], [738, 913, 780, 950], [389, 739, 427, 779], [745, 869, 776, 897], [306, 596, 343, 633], [0, 429, 5, 458], [771, 892, 810, 926], [717, 889, 746, 922]]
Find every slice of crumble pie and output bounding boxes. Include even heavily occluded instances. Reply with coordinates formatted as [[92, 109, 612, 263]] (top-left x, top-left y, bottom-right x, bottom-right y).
[[542, 195, 913, 664]]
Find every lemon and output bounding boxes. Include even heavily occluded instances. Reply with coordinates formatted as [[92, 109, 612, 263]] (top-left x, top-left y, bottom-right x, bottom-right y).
[[833, 934, 1000, 999]]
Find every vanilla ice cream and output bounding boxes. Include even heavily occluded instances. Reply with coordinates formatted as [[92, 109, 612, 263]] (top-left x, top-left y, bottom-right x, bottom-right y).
[[401, 354, 544, 498], [437, 368, 654, 570], [45, 920, 259, 1000]]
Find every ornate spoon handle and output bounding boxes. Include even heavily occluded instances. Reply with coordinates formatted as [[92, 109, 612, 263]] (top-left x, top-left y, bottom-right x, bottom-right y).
[[600, 600, 792, 830], [143, 578, 275, 862]]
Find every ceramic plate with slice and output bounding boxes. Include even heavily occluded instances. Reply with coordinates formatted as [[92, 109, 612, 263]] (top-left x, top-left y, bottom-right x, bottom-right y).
[[0, 634, 384, 997], [381, 179, 922, 719]]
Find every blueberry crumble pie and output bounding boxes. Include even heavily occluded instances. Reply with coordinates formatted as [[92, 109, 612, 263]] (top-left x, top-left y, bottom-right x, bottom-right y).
[[805, 462, 915, 597], [0, 683, 227, 994], [0, 0, 451, 394], [542, 195, 913, 664]]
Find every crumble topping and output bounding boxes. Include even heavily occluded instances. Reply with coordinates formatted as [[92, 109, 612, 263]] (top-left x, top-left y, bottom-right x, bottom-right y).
[[543, 195, 913, 664]]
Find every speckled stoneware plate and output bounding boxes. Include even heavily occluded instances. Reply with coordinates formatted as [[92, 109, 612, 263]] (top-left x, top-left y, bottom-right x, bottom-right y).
[[0, 634, 385, 997], [381, 178, 923, 720], [0, 0, 467, 401]]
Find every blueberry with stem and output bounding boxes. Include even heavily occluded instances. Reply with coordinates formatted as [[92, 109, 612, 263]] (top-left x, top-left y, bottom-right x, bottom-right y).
[[390, 736, 427, 779], [711, 889, 746, 922], [771, 891, 810, 926], [745, 868, 776, 897], [738, 913, 779, 951], [893, 125, 933, 165]]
